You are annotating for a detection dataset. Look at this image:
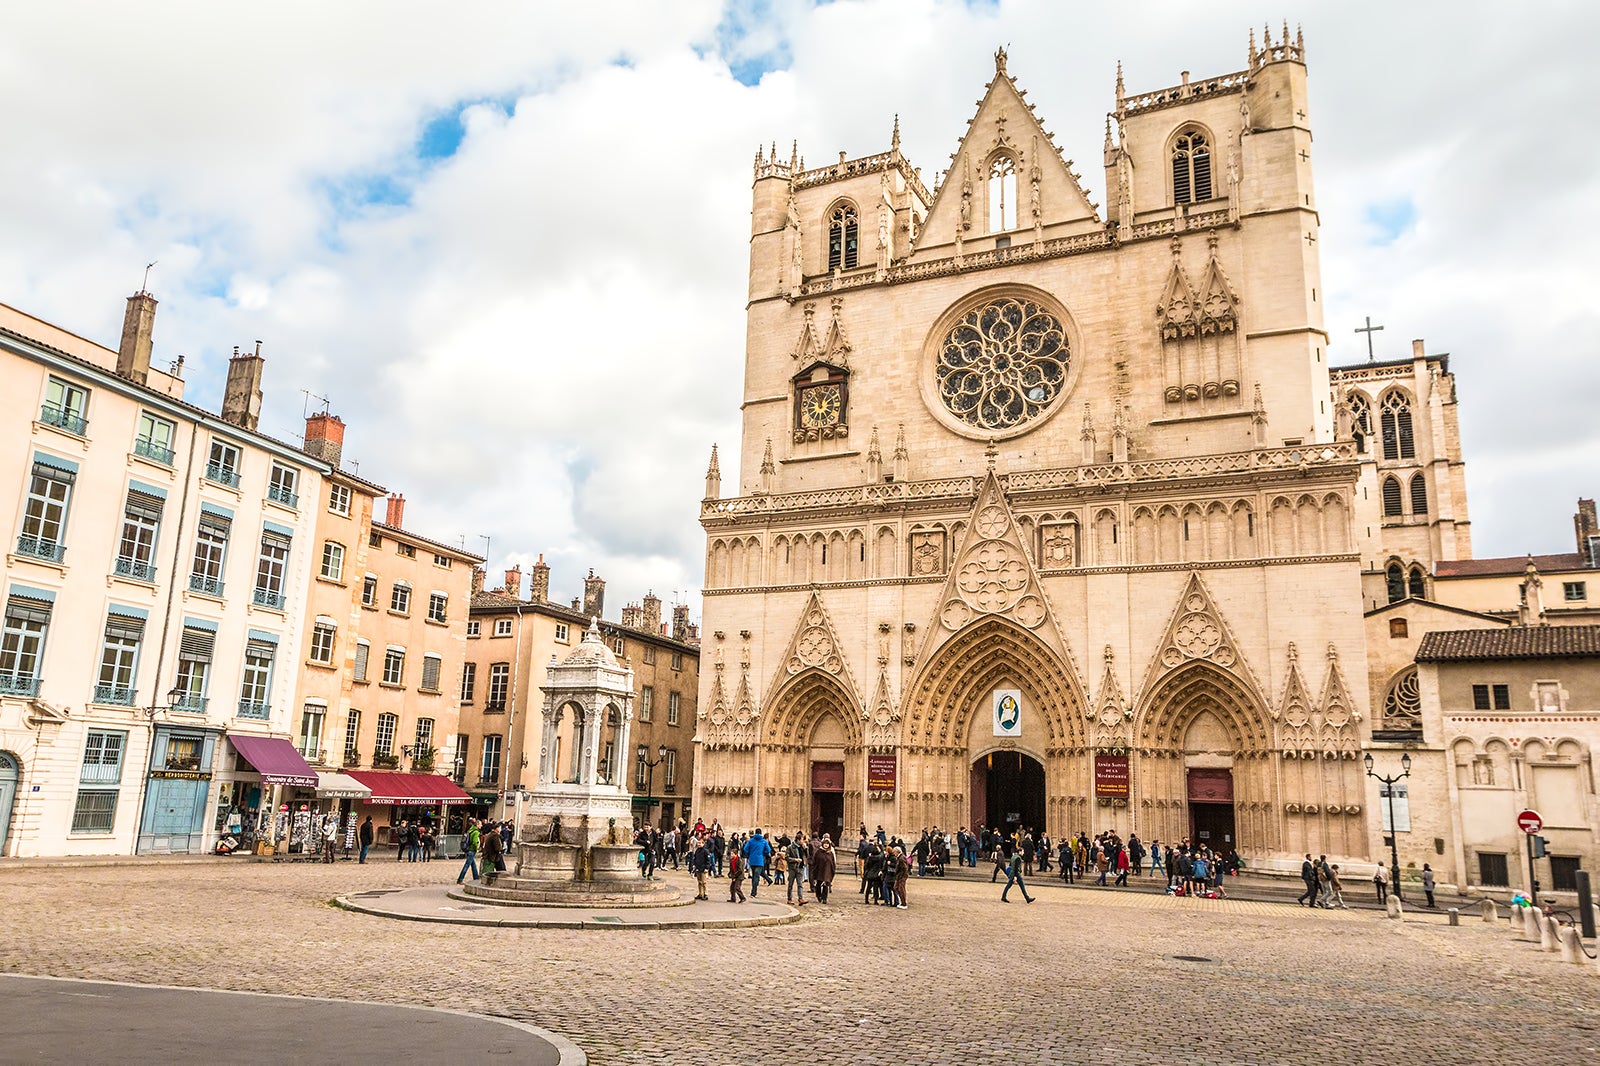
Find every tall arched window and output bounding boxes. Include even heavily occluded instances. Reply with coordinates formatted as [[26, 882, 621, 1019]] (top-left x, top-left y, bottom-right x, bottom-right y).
[[1386, 561, 1405, 603], [988, 154, 1017, 232], [828, 204, 858, 271], [1349, 393, 1372, 453], [1381, 476, 1403, 517], [1408, 566, 1427, 599], [1172, 129, 1212, 205], [1410, 473, 1428, 515], [1380, 390, 1415, 460]]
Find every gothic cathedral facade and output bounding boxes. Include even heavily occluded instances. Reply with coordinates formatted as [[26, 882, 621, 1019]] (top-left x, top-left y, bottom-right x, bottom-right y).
[[695, 31, 1444, 870]]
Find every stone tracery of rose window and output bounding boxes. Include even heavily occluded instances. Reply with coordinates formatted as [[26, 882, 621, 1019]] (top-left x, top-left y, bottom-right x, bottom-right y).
[[936, 296, 1070, 431]]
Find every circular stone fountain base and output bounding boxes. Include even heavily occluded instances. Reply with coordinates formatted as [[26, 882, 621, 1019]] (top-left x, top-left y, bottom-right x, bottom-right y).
[[457, 842, 682, 907]]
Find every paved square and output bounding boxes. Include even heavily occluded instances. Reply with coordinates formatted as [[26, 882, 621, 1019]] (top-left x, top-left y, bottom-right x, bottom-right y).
[[1, 861, 1594, 1064]]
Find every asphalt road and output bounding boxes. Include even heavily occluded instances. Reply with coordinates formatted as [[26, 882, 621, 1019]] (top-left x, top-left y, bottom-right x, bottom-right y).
[[0, 975, 576, 1065]]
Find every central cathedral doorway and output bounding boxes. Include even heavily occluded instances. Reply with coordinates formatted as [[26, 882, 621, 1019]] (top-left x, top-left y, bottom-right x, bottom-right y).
[[971, 751, 1046, 834], [810, 761, 845, 843], [1187, 767, 1236, 858]]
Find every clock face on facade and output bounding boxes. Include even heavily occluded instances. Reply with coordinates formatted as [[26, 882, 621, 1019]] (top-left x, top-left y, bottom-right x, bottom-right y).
[[799, 384, 843, 428]]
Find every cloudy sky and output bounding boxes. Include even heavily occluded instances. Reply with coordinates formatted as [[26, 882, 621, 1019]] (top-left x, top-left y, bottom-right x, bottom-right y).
[[3, 1, 1596, 618]]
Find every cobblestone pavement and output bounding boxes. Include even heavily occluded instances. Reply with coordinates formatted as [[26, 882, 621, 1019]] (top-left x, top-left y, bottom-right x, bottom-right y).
[[2, 859, 1595, 1065]]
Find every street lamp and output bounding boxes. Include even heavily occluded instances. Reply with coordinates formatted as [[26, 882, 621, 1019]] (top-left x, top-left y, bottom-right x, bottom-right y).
[[1364, 751, 1412, 901], [641, 744, 668, 829], [143, 685, 188, 720]]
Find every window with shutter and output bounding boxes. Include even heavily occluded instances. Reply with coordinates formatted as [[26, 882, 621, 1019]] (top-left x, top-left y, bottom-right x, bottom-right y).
[[421, 655, 441, 692], [353, 640, 370, 682]]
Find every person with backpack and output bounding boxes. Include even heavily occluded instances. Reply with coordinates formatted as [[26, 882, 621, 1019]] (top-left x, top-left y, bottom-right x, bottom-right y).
[[742, 830, 772, 897], [1000, 848, 1035, 904], [785, 832, 809, 906], [481, 820, 505, 880], [456, 819, 481, 884]]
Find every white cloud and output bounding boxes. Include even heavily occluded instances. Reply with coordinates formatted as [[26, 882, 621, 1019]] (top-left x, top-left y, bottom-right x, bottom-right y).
[[1, 0, 1595, 621]]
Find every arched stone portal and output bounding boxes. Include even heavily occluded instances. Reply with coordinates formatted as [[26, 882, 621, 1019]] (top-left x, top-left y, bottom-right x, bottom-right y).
[[1136, 662, 1278, 856], [902, 618, 1090, 835], [761, 667, 863, 837], [970, 749, 1046, 835]]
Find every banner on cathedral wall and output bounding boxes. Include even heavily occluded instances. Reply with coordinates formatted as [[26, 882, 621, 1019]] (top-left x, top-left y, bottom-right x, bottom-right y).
[[1095, 755, 1130, 798], [867, 754, 897, 792], [993, 689, 1022, 736]]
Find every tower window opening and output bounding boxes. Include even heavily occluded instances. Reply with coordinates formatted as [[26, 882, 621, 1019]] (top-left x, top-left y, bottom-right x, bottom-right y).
[[1172, 130, 1212, 205], [988, 154, 1017, 232], [828, 205, 859, 271]]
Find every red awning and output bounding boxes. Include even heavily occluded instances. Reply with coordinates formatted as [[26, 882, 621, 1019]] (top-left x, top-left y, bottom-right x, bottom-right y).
[[342, 770, 472, 806], [227, 734, 320, 788]]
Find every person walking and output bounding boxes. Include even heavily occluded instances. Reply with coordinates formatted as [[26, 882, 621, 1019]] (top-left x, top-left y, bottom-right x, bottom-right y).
[[1148, 839, 1164, 879], [480, 820, 505, 880], [891, 845, 910, 909], [1000, 849, 1035, 904], [321, 816, 338, 863], [1421, 863, 1436, 908], [728, 848, 747, 903], [1297, 854, 1317, 907], [785, 833, 809, 906], [1316, 856, 1333, 908], [358, 816, 374, 864], [812, 837, 837, 903], [456, 819, 481, 885], [1373, 862, 1389, 904], [1328, 864, 1349, 909], [689, 837, 713, 901], [743, 830, 772, 897]]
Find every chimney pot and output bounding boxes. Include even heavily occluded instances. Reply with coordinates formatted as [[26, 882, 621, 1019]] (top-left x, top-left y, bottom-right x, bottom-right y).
[[220, 347, 265, 432], [504, 565, 522, 598], [117, 291, 158, 385], [385, 493, 406, 528], [303, 412, 346, 467], [529, 554, 550, 604]]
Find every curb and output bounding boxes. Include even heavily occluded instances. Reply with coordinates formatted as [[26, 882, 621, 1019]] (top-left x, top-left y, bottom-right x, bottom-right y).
[[333, 891, 802, 931], [0, 972, 586, 1066]]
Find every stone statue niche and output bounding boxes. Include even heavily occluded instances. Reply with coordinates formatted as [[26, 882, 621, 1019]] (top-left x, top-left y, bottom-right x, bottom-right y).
[[460, 620, 679, 906]]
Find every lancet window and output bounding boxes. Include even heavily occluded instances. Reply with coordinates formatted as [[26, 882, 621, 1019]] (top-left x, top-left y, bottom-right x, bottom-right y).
[[1172, 129, 1212, 205], [988, 154, 1017, 232], [828, 204, 859, 271], [1380, 390, 1415, 460]]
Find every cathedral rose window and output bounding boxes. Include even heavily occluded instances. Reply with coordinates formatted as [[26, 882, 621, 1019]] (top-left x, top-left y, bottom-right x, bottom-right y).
[[935, 296, 1070, 432]]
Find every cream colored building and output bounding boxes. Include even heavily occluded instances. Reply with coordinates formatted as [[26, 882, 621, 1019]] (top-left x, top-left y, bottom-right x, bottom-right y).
[[693, 33, 1600, 886], [461, 563, 700, 829], [0, 295, 324, 856]]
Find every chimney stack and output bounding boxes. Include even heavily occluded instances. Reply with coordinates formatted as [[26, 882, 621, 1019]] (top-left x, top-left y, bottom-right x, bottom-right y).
[[471, 566, 486, 595], [303, 412, 346, 467], [384, 493, 406, 528], [504, 565, 522, 598], [1576, 497, 1598, 564], [529, 554, 550, 603], [117, 290, 157, 385], [672, 603, 691, 641], [642, 592, 662, 635], [621, 603, 643, 630], [583, 569, 606, 619], [220, 342, 265, 431]]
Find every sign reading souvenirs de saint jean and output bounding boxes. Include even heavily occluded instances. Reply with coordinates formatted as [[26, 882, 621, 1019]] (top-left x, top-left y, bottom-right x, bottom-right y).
[[993, 690, 1022, 736], [1516, 809, 1543, 834], [867, 753, 897, 792], [1094, 754, 1130, 798]]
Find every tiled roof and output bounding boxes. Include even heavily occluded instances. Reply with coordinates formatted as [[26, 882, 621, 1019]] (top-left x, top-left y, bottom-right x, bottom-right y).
[[1415, 625, 1600, 662], [1435, 553, 1585, 577], [370, 521, 483, 563]]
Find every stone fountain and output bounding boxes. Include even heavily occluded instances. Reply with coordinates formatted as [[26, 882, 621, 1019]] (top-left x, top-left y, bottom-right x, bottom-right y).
[[460, 620, 679, 906]]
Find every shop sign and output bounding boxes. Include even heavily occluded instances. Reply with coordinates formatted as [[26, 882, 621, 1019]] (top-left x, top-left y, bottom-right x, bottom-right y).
[[867, 754, 897, 792], [150, 770, 212, 781], [1094, 754, 1129, 798]]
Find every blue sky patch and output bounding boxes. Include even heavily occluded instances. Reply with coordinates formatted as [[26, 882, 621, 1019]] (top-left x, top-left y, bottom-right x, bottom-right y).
[[715, 0, 792, 86], [417, 96, 516, 162], [1365, 197, 1417, 246]]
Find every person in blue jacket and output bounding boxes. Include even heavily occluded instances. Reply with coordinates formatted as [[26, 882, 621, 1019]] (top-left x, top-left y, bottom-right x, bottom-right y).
[[742, 830, 773, 897]]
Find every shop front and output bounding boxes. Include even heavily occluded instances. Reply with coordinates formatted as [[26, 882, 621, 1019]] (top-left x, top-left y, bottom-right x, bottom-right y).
[[137, 725, 222, 855], [220, 733, 320, 855], [343, 770, 471, 855], [313, 771, 371, 860]]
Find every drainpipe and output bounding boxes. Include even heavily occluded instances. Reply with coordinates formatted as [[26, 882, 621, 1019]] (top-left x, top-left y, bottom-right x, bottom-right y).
[[128, 424, 200, 854]]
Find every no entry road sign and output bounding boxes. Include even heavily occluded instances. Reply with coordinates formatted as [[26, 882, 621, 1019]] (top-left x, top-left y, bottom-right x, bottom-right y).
[[1516, 809, 1543, 834]]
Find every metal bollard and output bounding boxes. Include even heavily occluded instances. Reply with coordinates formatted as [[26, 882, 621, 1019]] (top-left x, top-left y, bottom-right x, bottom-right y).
[[1448, 907, 1459, 926], [1577, 870, 1595, 939]]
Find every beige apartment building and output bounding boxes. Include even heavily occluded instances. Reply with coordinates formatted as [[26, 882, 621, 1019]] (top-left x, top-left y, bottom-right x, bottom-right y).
[[0, 294, 326, 857], [694, 31, 1597, 891], [461, 562, 700, 829]]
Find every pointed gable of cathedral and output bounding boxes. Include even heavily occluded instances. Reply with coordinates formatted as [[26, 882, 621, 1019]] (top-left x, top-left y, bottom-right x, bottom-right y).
[[1135, 571, 1265, 707], [912, 49, 1100, 255], [764, 590, 864, 712], [1276, 642, 1313, 728]]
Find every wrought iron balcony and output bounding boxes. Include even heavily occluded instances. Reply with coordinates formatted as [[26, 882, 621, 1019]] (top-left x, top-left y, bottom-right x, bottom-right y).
[[93, 684, 136, 706], [476, 773, 501, 788], [342, 750, 361, 768], [170, 694, 208, 714], [236, 699, 270, 719], [189, 573, 225, 597], [266, 484, 299, 509], [252, 587, 285, 610], [114, 556, 157, 583], [40, 403, 88, 436], [16, 535, 65, 563], [204, 462, 241, 488], [133, 436, 176, 466], [0, 674, 42, 698], [371, 753, 399, 769]]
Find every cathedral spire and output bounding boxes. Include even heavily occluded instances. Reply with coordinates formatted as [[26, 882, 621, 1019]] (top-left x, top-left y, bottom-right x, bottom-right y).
[[1115, 59, 1125, 109], [704, 443, 722, 501], [892, 424, 910, 482], [866, 426, 882, 484], [890, 113, 901, 157], [759, 438, 776, 494]]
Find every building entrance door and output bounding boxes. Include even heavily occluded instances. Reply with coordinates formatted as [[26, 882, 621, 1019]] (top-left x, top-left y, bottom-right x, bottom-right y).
[[1187, 767, 1236, 858], [973, 751, 1046, 835], [810, 761, 845, 843], [0, 753, 17, 854]]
